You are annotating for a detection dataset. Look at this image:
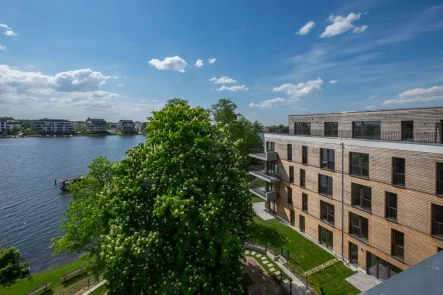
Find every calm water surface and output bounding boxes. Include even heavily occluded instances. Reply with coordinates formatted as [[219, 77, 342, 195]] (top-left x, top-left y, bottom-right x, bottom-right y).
[[0, 135, 145, 273]]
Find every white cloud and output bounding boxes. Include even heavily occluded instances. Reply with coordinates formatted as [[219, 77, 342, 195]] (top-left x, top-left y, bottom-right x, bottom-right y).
[[329, 80, 339, 84], [297, 21, 316, 35], [195, 59, 204, 67], [320, 13, 367, 38], [148, 56, 187, 72], [209, 76, 237, 84], [52, 69, 113, 92], [273, 78, 323, 101], [365, 105, 375, 109], [249, 98, 287, 109], [383, 85, 443, 105], [208, 58, 216, 64], [216, 85, 248, 92], [0, 24, 17, 37], [0, 45, 5, 50]]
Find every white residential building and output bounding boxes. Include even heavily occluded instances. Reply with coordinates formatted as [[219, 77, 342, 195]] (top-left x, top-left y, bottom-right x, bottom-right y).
[[86, 118, 107, 132], [117, 120, 135, 132], [31, 119, 73, 134]]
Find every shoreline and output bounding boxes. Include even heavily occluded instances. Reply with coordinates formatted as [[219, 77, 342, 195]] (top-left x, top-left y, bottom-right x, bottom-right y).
[[0, 133, 146, 139]]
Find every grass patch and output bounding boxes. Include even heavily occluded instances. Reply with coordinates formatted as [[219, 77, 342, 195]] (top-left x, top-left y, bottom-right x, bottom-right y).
[[308, 263, 359, 295], [251, 195, 264, 203], [248, 217, 333, 272], [0, 259, 98, 295], [90, 283, 108, 295]]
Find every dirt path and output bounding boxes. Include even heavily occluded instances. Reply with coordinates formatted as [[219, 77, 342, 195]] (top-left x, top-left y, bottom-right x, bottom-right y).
[[244, 256, 281, 295]]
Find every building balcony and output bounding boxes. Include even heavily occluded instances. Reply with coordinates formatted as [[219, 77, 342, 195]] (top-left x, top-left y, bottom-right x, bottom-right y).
[[248, 165, 281, 183], [249, 182, 277, 201], [248, 148, 278, 161]]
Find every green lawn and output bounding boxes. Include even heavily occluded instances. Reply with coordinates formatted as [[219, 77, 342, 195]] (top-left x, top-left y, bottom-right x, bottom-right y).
[[0, 259, 98, 295], [245, 251, 289, 281], [308, 263, 359, 295], [251, 195, 264, 203], [248, 217, 333, 272], [90, 283, 108, 295]]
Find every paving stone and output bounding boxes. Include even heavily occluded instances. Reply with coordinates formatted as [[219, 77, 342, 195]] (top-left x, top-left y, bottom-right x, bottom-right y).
[[261, 256, 267, 260], [283, 279, 289, 284], [269, 267, 276, 272], [267, 263, 273, 267], [262, 260, 269, 264], [274, 271, 281, 276], [256, 254, 262, 258], [251, 251, 256, 255], [245, 250, 250, 255]]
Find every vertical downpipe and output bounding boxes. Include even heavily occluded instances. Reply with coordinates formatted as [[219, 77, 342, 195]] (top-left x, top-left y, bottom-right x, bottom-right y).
[[341, 142, 345, 260]]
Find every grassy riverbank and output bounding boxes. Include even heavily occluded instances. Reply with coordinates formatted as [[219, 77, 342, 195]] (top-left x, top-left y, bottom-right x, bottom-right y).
[[0, 259, 101, 295]]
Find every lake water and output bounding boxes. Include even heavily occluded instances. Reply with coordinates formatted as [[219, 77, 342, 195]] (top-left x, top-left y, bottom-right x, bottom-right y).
[[0, 135, 146, 273]]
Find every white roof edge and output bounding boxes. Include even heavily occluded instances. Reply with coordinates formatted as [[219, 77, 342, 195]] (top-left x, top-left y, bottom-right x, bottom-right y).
[[264, 134, 443, 154]]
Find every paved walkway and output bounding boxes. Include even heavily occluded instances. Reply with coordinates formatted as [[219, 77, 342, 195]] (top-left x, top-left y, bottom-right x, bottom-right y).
[[303, 258, 340, 277], [253, 202, 275, 220], [81, 279, 107, 295], [346, 271, 380, 292]]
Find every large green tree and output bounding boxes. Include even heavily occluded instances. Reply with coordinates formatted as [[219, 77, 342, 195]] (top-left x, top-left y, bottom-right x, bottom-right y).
[[210, 99, 263, 168], [0, 247, 29, 286], [51, 157, 116, 275]]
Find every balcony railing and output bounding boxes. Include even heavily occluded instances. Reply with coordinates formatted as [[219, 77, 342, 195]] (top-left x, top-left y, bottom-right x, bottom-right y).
[[393, 173, 405, 187], [275, 129, 443, 144], [248, 165, 281, 182], [248, 148, 277, 161], [249, 148, 266, 158], [432, 221, 443, 237]]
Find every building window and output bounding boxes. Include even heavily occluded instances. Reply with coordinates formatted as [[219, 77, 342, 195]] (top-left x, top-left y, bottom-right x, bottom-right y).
[[319, 174, 333, 197], [287, 144, 292, 161], [350, 152, 369, 178], [324, 122, 338, 137], [367, 252, 402, 280], [385, 192, 398, 221], [287, 187, 293, 205], [290, 210, 295, 226], [302, 193, 308, 212], [300, 215, 305, 232], [392, 158, 405, 187], [294, 122, 311, 136], [321, 148, 335, 170], [302, 146, 308, 164], [437, 163, 443, 196], [267, 182, 275, 193], [350, 212, 369, 241], [289, 166, 294, 183], [319, 226, 333, 249], [391, 230, 404, 260], [266, 141, 275, 152], [320, 201, 335, 226], [352, 183, 372, 212], [349, 242, 358, 266], [401, 121, 413, 141], [353, 121, 381, 139], [432, 204, 443, 238], [267, 161, 279, 177], [300, 169, 306, 188]]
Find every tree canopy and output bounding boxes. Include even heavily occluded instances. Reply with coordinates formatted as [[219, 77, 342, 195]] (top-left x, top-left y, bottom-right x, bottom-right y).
[[210, 98, 263, 168], [0, 247, 29, 286], [53, 99, 254, 294]]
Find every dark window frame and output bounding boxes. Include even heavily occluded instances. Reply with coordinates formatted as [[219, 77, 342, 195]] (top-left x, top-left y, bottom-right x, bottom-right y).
[[321, 148, 335, 171], [302, 193, 308, 212], [302, 146, 308, 165], [392, 158, 405, 187], [289, 166, 294, 183], [432, 204, 443, 238], [401, 121, 414, 141], [287, 187, 293, 205], [349, 212, 369, 242], [352, 121, 381, 139], [299, 215, 305, 233], [319, 174, 333, 197], [385, 192, 398, 221], [300, 169, 306, 188], [266, 141, 275, 152], [437, 163, 443, 196], [320, 201, 335, 226], [391, 229, 405, 260], [287, 144, 292, 161], [294, 122, 311, 136], [350, 152, 369, 178], [319, 225, 334, 249], [351, 183, 372, 212], [324, 122, 338, 137]]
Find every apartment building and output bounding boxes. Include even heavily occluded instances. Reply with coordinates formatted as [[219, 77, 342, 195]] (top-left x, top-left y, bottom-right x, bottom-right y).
[[134, 121, 148, 132], [117, 120, 135, 132], [31, 119, 73, 134], [250, 107, 443, 281], [86, 118, 107, 132], [0, 118, 23, 135], [0, 118, 6, 135], [72, 121, 87, 131]]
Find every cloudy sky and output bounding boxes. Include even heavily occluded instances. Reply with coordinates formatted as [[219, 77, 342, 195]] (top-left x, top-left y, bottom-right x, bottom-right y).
[[1, 0, 443, 124]]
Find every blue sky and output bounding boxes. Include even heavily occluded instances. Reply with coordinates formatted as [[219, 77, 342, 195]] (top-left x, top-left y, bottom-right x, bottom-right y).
[[1, 0, 443, 124]]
